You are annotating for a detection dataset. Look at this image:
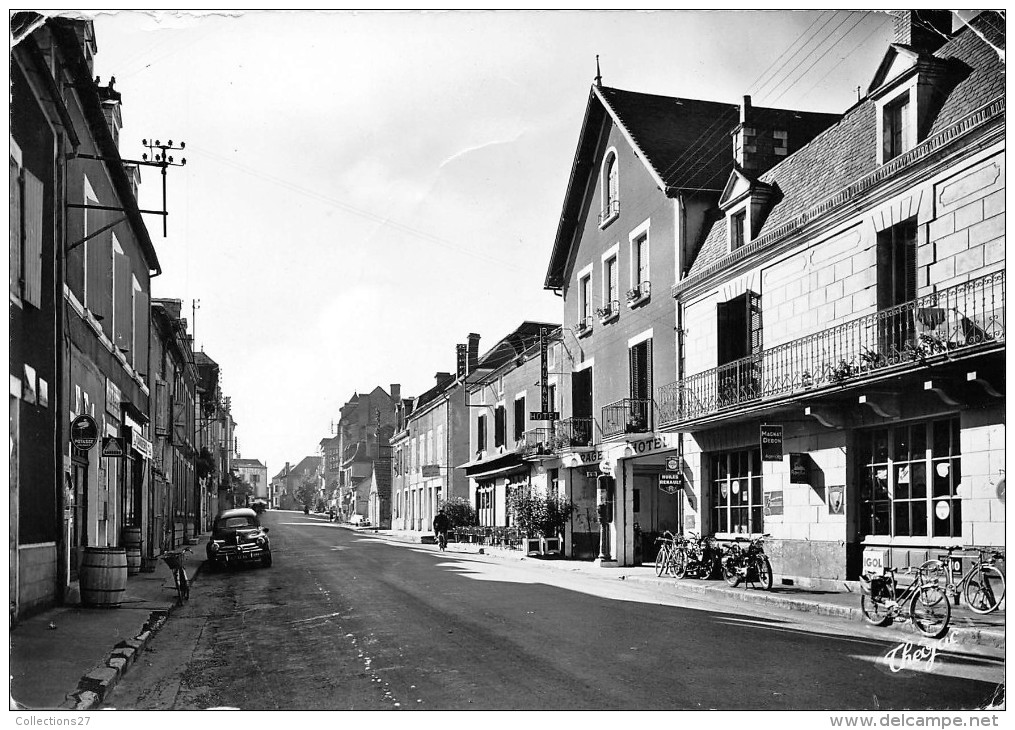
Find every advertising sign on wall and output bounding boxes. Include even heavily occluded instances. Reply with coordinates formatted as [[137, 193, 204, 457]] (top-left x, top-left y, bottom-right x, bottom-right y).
[[760, 424, 783, 462]]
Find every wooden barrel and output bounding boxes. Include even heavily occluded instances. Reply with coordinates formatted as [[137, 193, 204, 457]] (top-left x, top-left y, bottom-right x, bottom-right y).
[[80, 547, 127, 608], [122, 526, 142, 549], [126, 547, 142, 575]]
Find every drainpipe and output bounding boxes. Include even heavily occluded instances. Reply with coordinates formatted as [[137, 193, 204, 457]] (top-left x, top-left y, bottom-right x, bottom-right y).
[[55, 130, 68, 602], [676, 196, 687, 533]]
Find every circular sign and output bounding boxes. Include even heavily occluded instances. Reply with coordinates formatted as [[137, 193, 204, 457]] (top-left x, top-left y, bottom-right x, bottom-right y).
[[600, 460, 613, 476], [936, 463, 950, 478], [70, 415, 99, 451], [935, 500, 951, 520], [731, 480, 741, 494], [665, 456, 680, 471]]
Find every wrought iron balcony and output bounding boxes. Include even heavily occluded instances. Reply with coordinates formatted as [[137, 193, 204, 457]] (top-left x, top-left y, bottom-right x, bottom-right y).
[[658, 272, 1005, 426], [553, 417, 595, 450], [598, 198, 620, 226], [596, 300, 620, 323], [627, 280, 651, 307], [602, 398, 652, 439], [574, 316, 593, 338], [522, 428, 554, 457]]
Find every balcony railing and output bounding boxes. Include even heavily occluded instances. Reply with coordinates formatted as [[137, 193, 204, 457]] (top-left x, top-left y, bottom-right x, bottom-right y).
[[596, 300, 620, 323], [553, 417, 595, 450], [574, 316, 593, 337], [598, 198, 620, 226], [602, 398, 652, 438], [659, 271, 1005, 425], [522, 428, 554, 457], [627, 280, 651, 307]]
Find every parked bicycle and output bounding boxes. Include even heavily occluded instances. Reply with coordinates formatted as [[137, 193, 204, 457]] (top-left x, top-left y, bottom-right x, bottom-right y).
[[654, 531, 679, 577], [673, 532, 722, 580], [721, 534, 773, 590], [919, 546, 1006, 614], [860, 565, 950, 638], [160, 548, 191, 605]]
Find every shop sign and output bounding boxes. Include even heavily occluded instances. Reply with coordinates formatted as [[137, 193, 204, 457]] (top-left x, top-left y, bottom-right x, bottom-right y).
[[625, 434, 678, 457], [105, 378, 122, 416], [789, 453, 810, 484], [659, 471, 682, 494], [600, 460, 613, 476], [584, 469, 600, 478], [421, 464, 441, 478], [828, 485, 845, 514], [665, 456, 680, 471], [70, 414, 99, 451], [130, 428, 153, 460], [934, 499, 951, 520], [578, 450, 604, 464], [763, 490, 784, 516], [760, 424, 783, 462], [862, 548, 888, 576], [101, 436, 126, 458]]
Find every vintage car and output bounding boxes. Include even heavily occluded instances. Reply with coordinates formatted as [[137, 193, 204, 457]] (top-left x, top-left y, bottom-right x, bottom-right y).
[[206, 507, 272, 568]]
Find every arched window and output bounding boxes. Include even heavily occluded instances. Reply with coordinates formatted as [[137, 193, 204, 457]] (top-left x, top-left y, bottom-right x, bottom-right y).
[[600, 149, 619, 226]]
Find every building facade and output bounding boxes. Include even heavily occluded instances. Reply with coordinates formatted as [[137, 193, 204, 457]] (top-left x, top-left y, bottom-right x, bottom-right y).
[[150, 299, 197, 553], [11, 15, 160, 616], [233, 458, 269, 504], [333, 386, 400, 521], [659, 11, 1005, 586], [540, 81, 839, 565]]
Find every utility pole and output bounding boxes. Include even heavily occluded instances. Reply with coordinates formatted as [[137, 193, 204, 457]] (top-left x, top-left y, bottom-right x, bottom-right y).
[[192, 299, 200, 347]]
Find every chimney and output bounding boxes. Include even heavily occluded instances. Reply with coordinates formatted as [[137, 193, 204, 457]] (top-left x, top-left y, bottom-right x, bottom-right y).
[[467, 333, 481, 374], [97, 76, 123, 148], [435, 372, 454, 389], [390, 383, 400, 402], [892, 10, 952, 53]]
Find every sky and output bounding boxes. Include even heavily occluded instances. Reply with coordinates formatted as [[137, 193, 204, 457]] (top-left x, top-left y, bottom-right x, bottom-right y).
[[77, 9, 905, 477]]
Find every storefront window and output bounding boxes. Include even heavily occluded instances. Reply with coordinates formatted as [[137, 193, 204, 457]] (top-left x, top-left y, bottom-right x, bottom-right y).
[[858, 417, 961, 539], [711, 448, 763, 534]]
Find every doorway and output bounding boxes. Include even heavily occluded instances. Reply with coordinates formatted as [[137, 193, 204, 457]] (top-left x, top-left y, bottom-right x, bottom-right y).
[[70, 458, 88, 581]]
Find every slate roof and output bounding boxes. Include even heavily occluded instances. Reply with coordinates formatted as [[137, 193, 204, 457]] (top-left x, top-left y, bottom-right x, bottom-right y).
[[233, 458, 265, 469], [471, 321, 560, 379], [598, 87, 741, 191], [687, 15, 1005, 280], [544, 86, 739, 289]]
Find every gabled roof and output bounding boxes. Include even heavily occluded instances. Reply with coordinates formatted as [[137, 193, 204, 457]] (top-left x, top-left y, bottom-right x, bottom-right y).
[[544, 85, 739, 289], [468, 321, 559, 385], [291, 455, 322, 476], [686, 16, 1004, 281]]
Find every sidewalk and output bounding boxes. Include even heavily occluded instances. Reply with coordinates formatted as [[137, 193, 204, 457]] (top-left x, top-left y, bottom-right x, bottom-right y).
[[352, 524, 1006, 651], [10, 534, 209, 711]]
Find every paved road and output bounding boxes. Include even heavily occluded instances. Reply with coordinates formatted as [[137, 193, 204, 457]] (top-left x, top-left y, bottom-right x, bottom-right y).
[[106, 511, 1004, 710]]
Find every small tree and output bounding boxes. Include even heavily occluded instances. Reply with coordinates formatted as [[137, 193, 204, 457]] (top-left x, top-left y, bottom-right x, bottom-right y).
[[506, 488, 575, 538], [295, 478, 317, 508], [437, 496, 478, 528]]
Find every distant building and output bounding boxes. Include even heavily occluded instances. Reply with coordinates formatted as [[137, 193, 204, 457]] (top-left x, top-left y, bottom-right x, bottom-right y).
[[233, 458, 269, 505], [333, 386, 401, 521]]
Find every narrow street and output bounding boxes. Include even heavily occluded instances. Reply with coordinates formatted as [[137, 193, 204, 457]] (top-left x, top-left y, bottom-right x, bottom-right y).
[[107, 511, 1004, 711]]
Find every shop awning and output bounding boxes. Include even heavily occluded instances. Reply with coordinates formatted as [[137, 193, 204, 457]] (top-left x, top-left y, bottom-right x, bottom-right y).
[[457, 450, 526, 480]]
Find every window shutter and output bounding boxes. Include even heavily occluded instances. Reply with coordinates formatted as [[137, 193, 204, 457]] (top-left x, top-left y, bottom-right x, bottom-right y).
[[629, 344, 639, 399], [645, 339, 653, 396], [22, 168, 43, 308], [10, 159, 22, 297], [113, 252, 132, 350], [133, 289, 149, 373], [87, 232, 113, 330], [747, 291, 762, 355]]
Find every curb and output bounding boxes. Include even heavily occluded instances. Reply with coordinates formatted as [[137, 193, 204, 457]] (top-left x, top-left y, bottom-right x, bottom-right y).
[[60, 560, 205, 710], [369, 529, 1005, 651]]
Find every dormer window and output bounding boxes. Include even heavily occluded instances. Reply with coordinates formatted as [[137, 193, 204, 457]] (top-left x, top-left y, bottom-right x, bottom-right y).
[[883, 92, 911, 161], [599, 149, 619, 227], [730, 209, 747, 251]]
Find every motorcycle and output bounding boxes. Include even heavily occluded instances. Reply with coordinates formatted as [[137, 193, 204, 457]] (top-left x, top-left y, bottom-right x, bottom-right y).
[[673, 532, 722, 579], [721, 534, 774, 590]]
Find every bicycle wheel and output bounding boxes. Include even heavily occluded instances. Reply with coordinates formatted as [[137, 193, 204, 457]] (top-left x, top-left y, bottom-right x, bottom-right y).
[[755, 555, 774, 591], [910, 585, 950, 638], [672, 551, 687, 579], [179, 569, 190, 602], [724, 560, 740, 587], [860, 593, 891, 626], [964, 565, 1006, 614], [655, 547, 670, 577]]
